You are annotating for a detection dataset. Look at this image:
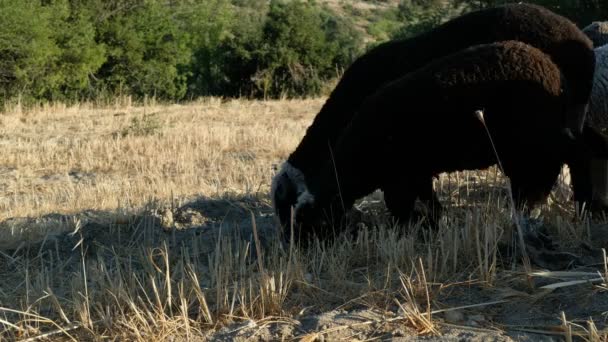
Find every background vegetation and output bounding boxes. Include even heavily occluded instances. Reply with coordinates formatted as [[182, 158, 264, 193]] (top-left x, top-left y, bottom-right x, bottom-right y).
[[1, 0, 607, 108]]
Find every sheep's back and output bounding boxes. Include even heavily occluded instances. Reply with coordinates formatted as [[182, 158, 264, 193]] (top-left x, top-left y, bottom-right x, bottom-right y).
[[429, 41, 563, 98]]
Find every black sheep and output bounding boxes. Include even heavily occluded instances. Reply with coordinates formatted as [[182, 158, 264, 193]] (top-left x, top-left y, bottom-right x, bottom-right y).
[[292, 40, 578, 242], [271, 2, 597, 230]]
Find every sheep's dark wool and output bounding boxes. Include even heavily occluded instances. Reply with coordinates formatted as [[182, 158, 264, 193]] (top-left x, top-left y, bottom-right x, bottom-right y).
[[583, 21, 608, 47], [271, 2, 596, 230], [293, 41, 577, 241], [553, 45, 608, 204], [561, 45, 608, 213], [588, 45, 608, 130]]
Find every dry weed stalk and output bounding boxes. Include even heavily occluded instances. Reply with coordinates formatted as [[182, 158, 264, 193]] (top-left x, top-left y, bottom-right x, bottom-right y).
[[388, 259, 439, 336], [603, 248, 608, 289], [475, 110, 532, 276]]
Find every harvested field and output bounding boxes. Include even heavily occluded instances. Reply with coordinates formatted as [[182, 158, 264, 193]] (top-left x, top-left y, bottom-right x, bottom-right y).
[[0, 98, 607, 341]]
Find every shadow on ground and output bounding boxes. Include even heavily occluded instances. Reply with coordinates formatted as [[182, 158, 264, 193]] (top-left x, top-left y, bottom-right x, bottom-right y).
[[0, 193, 280, 259], [1, 191, 607, 341]]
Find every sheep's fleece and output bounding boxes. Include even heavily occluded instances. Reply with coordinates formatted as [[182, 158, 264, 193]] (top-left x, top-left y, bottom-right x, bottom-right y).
[[553, 44, 608, 203]]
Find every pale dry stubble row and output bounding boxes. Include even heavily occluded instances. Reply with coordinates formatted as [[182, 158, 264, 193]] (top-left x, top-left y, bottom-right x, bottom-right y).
[[0, 97, 320, 229]]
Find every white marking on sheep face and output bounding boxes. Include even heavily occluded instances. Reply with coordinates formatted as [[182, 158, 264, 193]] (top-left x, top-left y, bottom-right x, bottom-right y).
[[270, 161, 310, 226]]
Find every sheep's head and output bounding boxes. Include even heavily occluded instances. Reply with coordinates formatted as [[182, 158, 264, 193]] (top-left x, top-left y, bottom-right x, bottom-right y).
[[293, 189, 362, 246], [270, 162, 308, 233], [271, 162, 351, 245], [270, 163, 333, 243]]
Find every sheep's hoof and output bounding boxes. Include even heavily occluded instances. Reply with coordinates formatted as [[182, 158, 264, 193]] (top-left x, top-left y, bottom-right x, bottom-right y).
[[518, 218, 581, 270], [526, 245, 582, 271], [523, 228, 557, 251]]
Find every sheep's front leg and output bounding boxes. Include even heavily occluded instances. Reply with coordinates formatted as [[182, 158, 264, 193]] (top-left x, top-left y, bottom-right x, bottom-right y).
[[417, 177, 443, 228], [505, 153, 563, 214], [505, 159, 591, 269], [568, 125, 608, 217], [382, 174, 442, 230]]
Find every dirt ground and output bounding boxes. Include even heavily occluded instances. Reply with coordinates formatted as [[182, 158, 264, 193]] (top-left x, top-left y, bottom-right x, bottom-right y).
[[0, 99, 606, 340], [2, 187, 606, 341]]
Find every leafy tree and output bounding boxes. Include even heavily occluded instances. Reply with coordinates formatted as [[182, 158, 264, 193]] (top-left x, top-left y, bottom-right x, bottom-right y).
[[44, 0, 105, 101], [211, 1, 268, 97], [93, 0, 191, 100], [391, 0, 466, 40], [0, 1, 58, 103], [0, 0, 366, 105], [320, 5, 365, 71], [253, 0, 334, 97], [179, 0, 235, 98]]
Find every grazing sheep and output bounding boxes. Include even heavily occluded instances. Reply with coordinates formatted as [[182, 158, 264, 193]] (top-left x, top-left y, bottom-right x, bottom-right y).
[[292, 41, 579, 242], [552, 45, 608, 209], [271, 3, 596, 230], [582, 21, 608, 47], [581, 45, 608, 210], [587, 45, 608, 131]]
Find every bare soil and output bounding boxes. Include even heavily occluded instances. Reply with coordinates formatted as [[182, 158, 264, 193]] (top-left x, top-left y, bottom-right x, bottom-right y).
[[3, 188, 606, 341]]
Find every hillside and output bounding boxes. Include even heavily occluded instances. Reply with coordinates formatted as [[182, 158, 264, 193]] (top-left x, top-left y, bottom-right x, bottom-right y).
[[319, 0, 404, 42]]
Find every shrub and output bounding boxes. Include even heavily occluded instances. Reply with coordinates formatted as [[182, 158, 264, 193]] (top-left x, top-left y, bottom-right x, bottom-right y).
[[93, 0, 191, 101]]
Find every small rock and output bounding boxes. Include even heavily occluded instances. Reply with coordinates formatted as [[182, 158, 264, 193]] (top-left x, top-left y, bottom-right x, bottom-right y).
[[444, 310, 465, 323], [468, 314, 486, 322], [391, 328, 407, 337], [174, 208, 207, 228], [159, 208, 174, 231], [466, 319, 480, 327]]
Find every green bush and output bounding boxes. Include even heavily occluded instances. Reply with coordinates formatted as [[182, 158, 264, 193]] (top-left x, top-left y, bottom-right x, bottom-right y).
[[93, 0, 191, 101], [179, 0, 235, 98], [365, 7, 402, 41], [1, 0, 608, 108], [0, 1, 60, 103], [45, 0, 106, 101], [252, 0, 339, 98], [391, 0, 466, 40], [0, 0, 365, 105], [208, 0, 364, 99]]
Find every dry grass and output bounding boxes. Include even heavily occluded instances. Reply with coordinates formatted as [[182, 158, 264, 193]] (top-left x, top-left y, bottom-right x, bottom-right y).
[[1, 97, 607, 341], [1, 96, 314, 218], [0, 97, 315, 246]]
